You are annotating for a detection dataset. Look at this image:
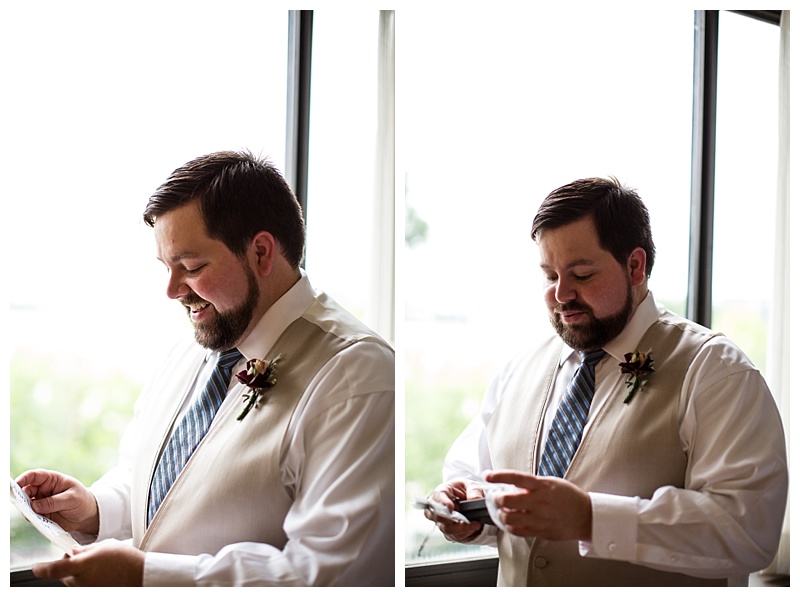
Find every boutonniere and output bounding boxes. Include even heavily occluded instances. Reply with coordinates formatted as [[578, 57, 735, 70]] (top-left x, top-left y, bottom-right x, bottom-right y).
[[235, 355, 282, 421], [619, 350, 654, 404]]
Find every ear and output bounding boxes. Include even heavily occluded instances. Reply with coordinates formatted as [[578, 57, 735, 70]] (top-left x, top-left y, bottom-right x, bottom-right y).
[[628, 247, 647, 286], [250, 231, 277, 277]]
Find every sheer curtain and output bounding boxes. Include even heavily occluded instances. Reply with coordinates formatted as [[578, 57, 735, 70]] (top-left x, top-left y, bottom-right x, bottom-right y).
[[764, 8, 790, 577]]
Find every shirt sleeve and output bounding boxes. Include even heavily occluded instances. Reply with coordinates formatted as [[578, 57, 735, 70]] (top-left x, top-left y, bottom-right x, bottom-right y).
[[580, 338, 788, 578], [143, 340, 395, 587]]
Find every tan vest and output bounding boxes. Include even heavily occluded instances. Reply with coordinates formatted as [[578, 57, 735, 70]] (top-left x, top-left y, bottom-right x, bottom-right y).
[[130, 293, 390, 555], [488, 311, 726, 586]]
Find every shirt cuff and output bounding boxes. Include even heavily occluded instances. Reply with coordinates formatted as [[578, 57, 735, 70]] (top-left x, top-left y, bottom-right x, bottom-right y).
[[88, 485, 127, 542], [579, 492, 639, 561], [144, 552, 200, 586]]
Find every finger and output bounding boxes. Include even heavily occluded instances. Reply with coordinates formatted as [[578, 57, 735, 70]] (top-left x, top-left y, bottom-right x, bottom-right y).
[[430, 489, 458, 511], [484, 469, 542, 490], [15, 469, 55, 497], [439, 520, 482, 541], [32, 556, 75, 580], [464, 485, 486, 500], [71, 544, 93, 556], [425, 508, 450, 524], [494, 489, 533, 510]]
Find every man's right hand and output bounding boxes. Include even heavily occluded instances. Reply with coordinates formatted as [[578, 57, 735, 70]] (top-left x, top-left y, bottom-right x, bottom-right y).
[[424, 479, 485, 542], [15, 469, 100, 536]]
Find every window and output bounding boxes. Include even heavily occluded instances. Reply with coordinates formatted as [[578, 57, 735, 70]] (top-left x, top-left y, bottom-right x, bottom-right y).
[[305, 10, 394, 343], [5, 2, 289, 569], [403, 6, 694, 564], [711, 11, 780, 372]]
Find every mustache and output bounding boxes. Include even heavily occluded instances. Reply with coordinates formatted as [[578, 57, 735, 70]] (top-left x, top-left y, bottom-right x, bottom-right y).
[[180, 292, 209, 309], [553, 301, 589, 313]]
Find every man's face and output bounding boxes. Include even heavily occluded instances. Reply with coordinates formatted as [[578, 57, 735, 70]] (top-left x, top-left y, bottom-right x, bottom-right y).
[[154, 201, 260, 351], [538, 216, 635, 351]]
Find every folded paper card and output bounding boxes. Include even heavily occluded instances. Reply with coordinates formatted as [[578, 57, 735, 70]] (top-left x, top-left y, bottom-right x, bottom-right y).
[[10, 476, 79, 555]]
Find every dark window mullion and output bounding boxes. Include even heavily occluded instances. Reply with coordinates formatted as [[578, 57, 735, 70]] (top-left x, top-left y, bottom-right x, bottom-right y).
[[687, 10, 718, 327], [285, 10, 313, 236]]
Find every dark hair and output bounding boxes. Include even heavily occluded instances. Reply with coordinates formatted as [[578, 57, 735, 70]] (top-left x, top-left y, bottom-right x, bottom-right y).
[[143, 150, 306, 268], [531, 177, 655, 278]]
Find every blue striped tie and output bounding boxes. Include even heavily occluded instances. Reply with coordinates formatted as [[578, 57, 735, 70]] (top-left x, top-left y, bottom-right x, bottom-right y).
[[147, 348, 241, 525], [538, 349, 605, 478]]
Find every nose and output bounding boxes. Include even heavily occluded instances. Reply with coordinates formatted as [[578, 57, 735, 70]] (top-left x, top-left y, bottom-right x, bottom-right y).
[[553, 277, 577, 304], [165, 270, 188, 300]]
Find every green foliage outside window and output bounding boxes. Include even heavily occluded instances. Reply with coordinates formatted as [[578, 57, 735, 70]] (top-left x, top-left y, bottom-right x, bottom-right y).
[[9, 349, 140, 567]]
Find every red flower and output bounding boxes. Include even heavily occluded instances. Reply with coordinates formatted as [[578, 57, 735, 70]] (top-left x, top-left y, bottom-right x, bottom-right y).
[[236, 358, 278, 390], [619, 350, 655, 404], [235, 356, 281, 420]]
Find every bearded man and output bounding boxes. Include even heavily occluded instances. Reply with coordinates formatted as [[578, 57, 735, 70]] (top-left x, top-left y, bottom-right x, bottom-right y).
[[16, 151, 395, 586], [425, 177, 787, 586]]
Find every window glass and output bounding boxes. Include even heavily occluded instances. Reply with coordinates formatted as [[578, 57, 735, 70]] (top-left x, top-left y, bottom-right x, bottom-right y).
[[402, 7, 693, 563], [711, 12, 780, 372], [305, 10, 387, 336], [4, 1, 288, 568]]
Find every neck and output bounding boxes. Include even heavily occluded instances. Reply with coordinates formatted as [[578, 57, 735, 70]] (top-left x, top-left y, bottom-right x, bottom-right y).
[[254, 261, 301, 321], [633, 283, 649, 307]]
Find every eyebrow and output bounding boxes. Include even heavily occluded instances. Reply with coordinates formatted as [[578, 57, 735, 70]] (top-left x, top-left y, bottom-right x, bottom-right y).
[[539, 258, 596, 270], [157, 252, 203, 265]]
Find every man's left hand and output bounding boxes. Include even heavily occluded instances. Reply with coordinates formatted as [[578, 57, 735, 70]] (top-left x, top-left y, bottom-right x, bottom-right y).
[[33, 539, 145, 586], [484, 470, 593, 541]]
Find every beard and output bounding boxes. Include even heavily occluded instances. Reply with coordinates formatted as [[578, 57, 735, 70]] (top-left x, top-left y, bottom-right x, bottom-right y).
[[549, 281, 634, 351], [183, 266, 260, 351]]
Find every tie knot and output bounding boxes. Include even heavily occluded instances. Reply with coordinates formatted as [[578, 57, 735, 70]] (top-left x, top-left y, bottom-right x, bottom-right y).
[[580, 349, 605, 367], [217, 348, 242, 370]]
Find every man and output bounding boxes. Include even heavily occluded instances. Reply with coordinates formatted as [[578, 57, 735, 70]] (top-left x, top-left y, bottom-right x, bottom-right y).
[[426, 177, 787, 586], [16, 150, 395, 586]]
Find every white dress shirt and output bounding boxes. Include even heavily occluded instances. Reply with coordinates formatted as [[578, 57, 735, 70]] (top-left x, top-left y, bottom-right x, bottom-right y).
[[444, 291, 787, 579], [90, 272, 395, 586]]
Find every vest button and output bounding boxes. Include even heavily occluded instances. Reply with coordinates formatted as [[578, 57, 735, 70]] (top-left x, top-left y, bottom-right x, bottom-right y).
[[534, 556, 548, 569]]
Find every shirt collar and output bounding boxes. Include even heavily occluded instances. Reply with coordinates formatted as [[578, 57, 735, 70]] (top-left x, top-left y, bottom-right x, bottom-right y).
[[236, 269, 315, 362], [559, 290, 660, 365]]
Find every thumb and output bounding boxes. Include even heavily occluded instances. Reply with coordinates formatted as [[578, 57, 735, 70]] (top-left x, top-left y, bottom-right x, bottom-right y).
[[31, 490, 77, 517], [32, 554, 73, 580], [464, 482, 486, 500], [31, 495, 61, 515]]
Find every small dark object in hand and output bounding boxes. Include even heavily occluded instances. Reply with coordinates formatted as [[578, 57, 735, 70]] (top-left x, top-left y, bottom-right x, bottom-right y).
[[459, 498, 494, 525]]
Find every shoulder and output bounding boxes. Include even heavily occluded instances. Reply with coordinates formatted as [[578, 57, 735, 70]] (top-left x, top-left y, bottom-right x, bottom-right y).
[[655, 309, 757, 370], [651, 308, 720, 345], [290, 339, 394, 434], [651, 310, 766, 396], [303, 289, 394, 353], [299, 293, 395, 405]]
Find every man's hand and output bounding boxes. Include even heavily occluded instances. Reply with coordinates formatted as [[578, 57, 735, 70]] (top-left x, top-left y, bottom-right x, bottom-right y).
[[485, 470, 593, 541], [424, 479, 485, 542], [15, 469, 99, 536], [33, 540, 144, 586]]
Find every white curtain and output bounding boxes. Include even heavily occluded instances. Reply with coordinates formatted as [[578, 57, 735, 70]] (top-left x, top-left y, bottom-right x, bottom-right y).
[[370, 10, 396, 345], [764, 8, 790, 577]]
